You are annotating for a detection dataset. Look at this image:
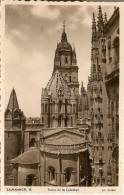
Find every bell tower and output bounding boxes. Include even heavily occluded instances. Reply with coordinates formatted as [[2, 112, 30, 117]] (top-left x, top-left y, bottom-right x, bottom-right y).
[[53, 21, 79, 95], [5, 88, 25, 160]]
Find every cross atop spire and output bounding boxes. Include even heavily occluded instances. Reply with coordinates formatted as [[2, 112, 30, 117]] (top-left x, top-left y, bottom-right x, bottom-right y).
[[61, 20, 67, 42], [63, 20, 66, 32]]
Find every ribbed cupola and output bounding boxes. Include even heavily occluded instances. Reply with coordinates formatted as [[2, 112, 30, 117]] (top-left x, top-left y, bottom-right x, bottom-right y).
[[53, 22, 79, 95]]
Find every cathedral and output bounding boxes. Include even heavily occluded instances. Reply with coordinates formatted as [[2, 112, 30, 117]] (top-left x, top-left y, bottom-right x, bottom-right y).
[[4, 6, 119, 187], [4, 22, 91, 186]]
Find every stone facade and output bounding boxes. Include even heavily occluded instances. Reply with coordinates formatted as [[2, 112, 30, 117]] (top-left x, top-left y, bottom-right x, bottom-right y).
[[41, 24, 79, 128], [4, 89, 25, 185], [5, 25, 91, 186], [4, 7, 119, 187], [87, 6, 119, 186], [104, 7, 119, 186]]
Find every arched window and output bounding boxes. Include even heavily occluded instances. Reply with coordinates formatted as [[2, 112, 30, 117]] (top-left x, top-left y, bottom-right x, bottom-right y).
[[42, 116, 44, 124], [26, 174, 36, 186], [52, 102, 55, 113], [108, 37, 112, 63], [64, 167, 74, 184], [65, 117, 68, 127], [58, 115, 62, 127], [111, 102, 114, 116], [64, 74, 68, 82], [5, 110, 11, 119], [41, 103, 44, 113], [48, 166, 56, 183], [70, 104, 72, 113], [29, 138, 36, 147], [71, 117, 73, 127], [73, 104, 76, 113], [45, 104, 48, 113], [65, 56, 68, 64], [113, 37, 119, 66], [58, 100, 62, 113], [14, 110, 19, 118]]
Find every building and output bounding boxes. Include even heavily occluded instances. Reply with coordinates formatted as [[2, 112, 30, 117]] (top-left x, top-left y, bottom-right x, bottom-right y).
[[104, 7, 119, 186], [4, 6, 119, 187], [5, 24, 92, 186], [87, 6, 119, 186], [4, 89, 25, 185], [41, 23, 79, 128]]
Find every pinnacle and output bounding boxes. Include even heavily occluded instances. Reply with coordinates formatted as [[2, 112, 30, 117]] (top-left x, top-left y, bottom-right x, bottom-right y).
[[97, 5, 103, 24], [104, 12, 107, 24], [7, 88, 19, 111]]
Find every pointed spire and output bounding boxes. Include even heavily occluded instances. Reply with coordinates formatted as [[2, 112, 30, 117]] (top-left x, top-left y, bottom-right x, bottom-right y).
[[92, 12, 97, 42], [97, 6, 104, 37], [7, 88, 19, 111], [98, 6, 103, 22], [92, 12, 96, 31], [61, 20, 67, 42], [104, 12, 107, 25]]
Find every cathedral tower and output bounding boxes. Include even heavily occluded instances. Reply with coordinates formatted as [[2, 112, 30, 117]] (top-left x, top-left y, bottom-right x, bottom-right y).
[[87, 7, 117, 186], [41, 23, 79, 128], [5, 88, 25, 164], [53, 22, 79, 95]]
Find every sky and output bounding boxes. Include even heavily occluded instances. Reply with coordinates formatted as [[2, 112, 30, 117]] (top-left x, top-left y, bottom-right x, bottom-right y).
[[5, 5, 114, 117]]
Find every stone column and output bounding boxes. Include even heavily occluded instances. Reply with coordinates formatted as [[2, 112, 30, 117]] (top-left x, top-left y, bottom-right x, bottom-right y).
[[58, 153, 62, 186]]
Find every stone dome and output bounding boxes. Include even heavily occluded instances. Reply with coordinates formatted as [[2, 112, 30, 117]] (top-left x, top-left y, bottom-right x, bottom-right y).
[[57, 41, 72, 52]]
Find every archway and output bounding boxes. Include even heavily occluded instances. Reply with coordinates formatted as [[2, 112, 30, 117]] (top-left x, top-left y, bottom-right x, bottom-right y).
[[26, 174, 36, 186], [48, 166, 56, 183], [29, 138, 36, 147], [64, 167, 74, 185]]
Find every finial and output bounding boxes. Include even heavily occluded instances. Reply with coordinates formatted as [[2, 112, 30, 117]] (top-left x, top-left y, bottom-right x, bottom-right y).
[[63, 20, 66, 32], [97, 5, 104, 37], [92, 12, 96, 29], [104, 12, 107, 24], [98, 5, 103, 20]]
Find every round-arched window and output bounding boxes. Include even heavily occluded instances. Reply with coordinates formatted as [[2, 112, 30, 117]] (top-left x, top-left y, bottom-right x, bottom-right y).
[[64, 167, 74, 185], [14, 110, 19, 118], [29, 138, 36, 147], [48, 166, 56, 184], [26, 174, 36, 186]]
